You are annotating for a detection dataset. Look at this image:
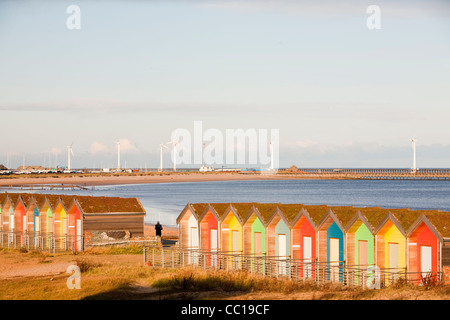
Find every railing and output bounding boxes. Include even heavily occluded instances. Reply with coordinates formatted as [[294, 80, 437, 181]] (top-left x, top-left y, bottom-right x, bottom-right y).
[[0, 231, 84, 253], [143, 246, 444, 288]]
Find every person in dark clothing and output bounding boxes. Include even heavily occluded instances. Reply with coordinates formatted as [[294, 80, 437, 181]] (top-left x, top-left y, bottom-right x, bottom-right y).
[[155, 221, 163, 243]]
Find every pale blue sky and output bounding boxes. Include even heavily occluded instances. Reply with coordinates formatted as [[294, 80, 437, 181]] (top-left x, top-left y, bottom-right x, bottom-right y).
[[1, 0, 450, 169]]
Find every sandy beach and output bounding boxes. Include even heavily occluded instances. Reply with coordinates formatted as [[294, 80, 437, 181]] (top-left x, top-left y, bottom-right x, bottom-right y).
[[0, 172, 306, 187]]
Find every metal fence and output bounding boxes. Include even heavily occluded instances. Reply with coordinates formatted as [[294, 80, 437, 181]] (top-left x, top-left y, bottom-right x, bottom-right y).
[[0, 231, 83, 253], [143, 246, 444, 288]]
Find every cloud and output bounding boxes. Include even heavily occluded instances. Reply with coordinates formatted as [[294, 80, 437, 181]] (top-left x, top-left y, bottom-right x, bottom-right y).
[[90, 142, 109, 154], [118, 138, 139, 154], [199, 0, 450, 18], [50, 147, 62, 155]]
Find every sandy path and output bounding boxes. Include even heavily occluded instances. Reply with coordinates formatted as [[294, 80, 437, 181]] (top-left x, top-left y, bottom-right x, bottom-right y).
[[0, 252, 141, 279]]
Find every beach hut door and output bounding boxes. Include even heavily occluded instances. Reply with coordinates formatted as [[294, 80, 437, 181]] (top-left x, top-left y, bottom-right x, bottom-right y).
[[210, 229, 218, 267], [330, 238, 340, 282], [9, 214, 14, 243], [232, 230, 239, 252], [76, 219, 82, 251], [358, 240, 368, 266], [190, 227, 198, 248], [23, 216, 27, 233], [190, 227, 199, 265], [303, 236, 312, 278], [9, 214, 14, 231], [210, 229, 218, 251], [254, 232, 262, 255], [34, 216, 40, 247], [420, 246, 432, 278], [388, 243, 399, 269], [278, 234, 287, 275]]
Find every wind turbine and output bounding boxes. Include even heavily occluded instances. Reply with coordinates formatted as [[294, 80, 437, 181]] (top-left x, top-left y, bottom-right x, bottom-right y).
[[269, 141, 274, 170], [67, 143, 74, 171], [410, 137, 417, 173], [114, 140, 121, 171], [159, 143, 168, 172], [167, 139, 179, 172]]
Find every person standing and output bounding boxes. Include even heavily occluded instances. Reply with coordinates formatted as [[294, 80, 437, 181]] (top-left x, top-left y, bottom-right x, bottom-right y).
[[155, 221, 163, 244]]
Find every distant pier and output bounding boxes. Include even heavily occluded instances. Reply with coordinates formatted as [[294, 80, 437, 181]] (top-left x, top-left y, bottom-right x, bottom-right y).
[[294, 168, 450, 181]]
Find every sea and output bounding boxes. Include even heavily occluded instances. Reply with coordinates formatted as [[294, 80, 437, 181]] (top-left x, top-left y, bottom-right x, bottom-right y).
[[4, 179, 450, 228]]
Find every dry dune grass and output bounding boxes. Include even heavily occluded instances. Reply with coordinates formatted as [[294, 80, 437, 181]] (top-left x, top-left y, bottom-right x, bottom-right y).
[[1, 247, 450, 300]]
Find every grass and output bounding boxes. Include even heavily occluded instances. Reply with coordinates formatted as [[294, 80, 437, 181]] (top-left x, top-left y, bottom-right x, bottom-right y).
[[153, 268, 355, 294], [80, 244, 144, 255], [1, 248, 450, 300]]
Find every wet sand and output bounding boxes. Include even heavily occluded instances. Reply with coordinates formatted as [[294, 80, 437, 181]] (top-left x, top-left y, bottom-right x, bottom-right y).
[[0, 172, 305, 187]]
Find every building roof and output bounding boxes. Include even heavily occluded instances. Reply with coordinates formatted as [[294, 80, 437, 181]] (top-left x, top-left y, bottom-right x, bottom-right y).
[[188, 202, 450, 239], [75, 195, 145, 214], [0, 192, 145, 215]]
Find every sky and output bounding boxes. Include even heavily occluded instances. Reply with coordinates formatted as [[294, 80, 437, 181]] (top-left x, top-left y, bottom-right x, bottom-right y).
[[0, 0, 450, 169]]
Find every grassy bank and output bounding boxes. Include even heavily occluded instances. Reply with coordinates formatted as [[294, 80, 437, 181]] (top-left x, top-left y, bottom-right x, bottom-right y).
[[0, 248, 449, 300]]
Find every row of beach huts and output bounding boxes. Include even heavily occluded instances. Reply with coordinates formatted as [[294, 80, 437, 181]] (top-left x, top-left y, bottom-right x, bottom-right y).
[[176, 202, 450, 286], [0, 192, 146, 251]]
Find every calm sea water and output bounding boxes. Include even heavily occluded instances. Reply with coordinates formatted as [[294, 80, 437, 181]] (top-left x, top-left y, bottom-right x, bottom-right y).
[[8, 179, 450, 227]]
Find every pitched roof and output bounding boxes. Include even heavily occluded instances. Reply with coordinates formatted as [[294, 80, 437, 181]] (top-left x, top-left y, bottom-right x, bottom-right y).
[[75, 195, 145, 214], [187, 202, 450, 239], [190, 203, 209, 216], [0, 192, 145, 215]]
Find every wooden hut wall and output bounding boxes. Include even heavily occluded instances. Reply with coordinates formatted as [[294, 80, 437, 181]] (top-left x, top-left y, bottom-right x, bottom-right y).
[[229, 215, 242, 253], [274, 218, 290, 258], [176, 205, 194, 249], [251, 217, 265, 255], [291, 216, 315, 261], [25, 199, 36, 234], [83, 214, 145, 237], [317, 215, 344, 263], [266, 215, 280, 257], [199, 210, 219, 251], [408, 221, 439, 283], [14, 198, 27, 235], [187, 213, 199, 249], [67, 202, 83, 251], [2, 198, 13, 233], [220, 210, 242, 253], [327, 222, 344, 263], [347, 221, 374, 267], [376, 220, 406, 271]]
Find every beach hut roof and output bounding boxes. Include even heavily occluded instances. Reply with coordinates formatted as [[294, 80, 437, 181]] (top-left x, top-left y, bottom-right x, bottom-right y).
[[230, 203, 256, 220], [344, 210, 374, 233], [253, 203, 279, 222], [302, 205, 332, 224], [191, 203, 209, 216], [277, 204, 305, 223], [75, 195, 145, 214], [316, 209, 345, 232], [187, 202, 450, 238], [373, 212, 407, 236], [0, 193, 8, 207], [406, 214, 443, 241], [176, 203, 198, 224], [265, 206, 290, 227], [288, 207, 316, 229], [219, 204, 244, 224], [242, 205, 266, 225], [197, 203, 221, 222]]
